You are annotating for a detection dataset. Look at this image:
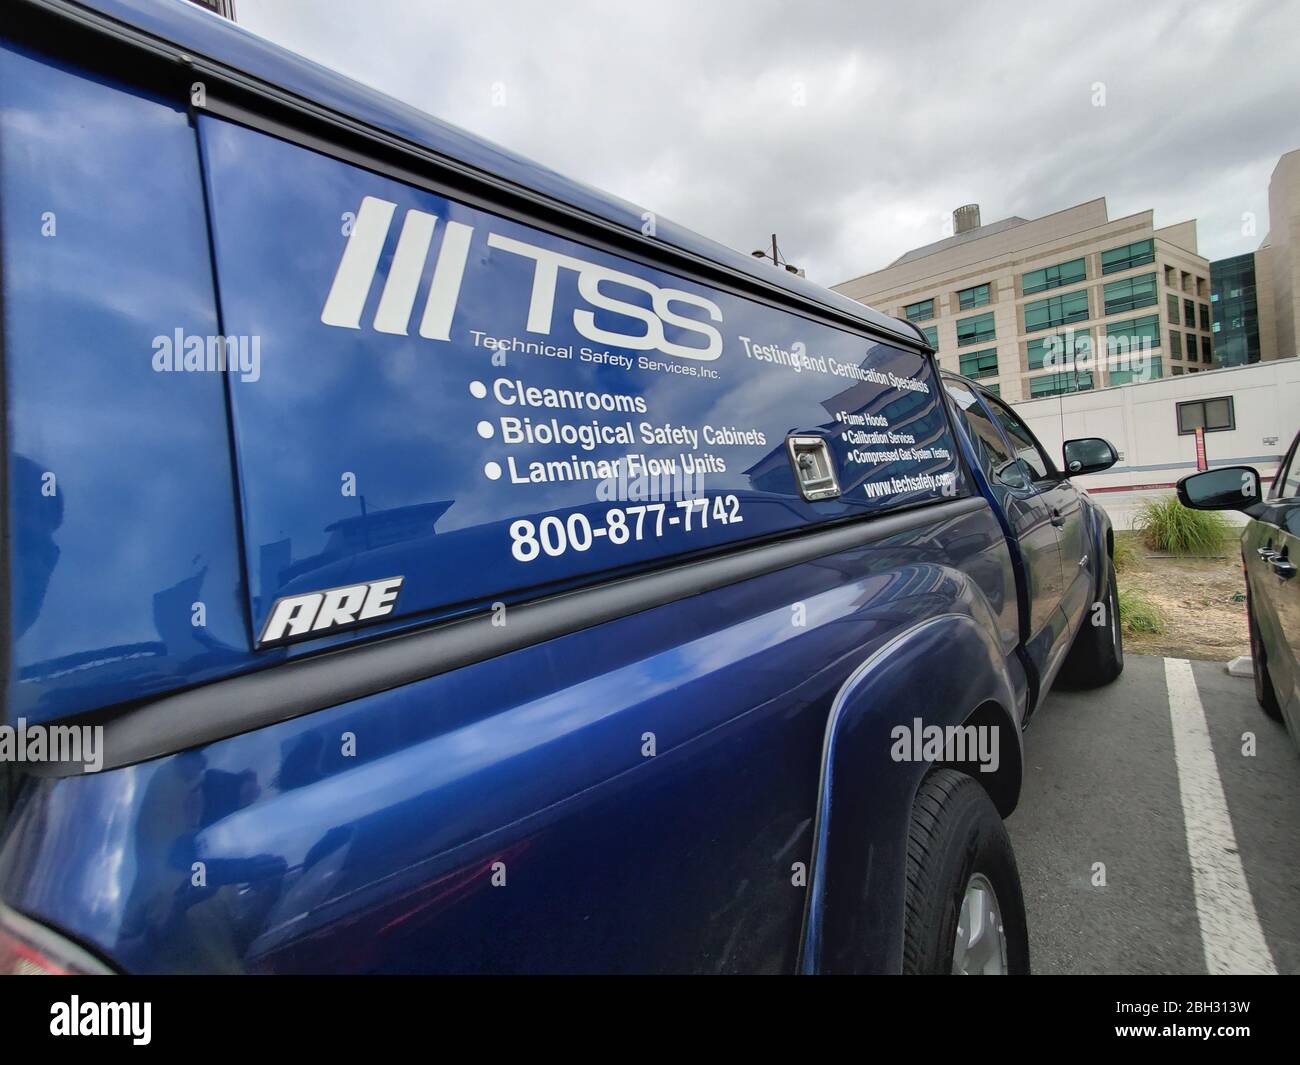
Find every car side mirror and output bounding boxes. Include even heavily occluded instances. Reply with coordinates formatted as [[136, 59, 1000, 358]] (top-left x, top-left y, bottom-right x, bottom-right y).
[[1062, 437, 1118, 476], [1176, 466, 1262, 513]]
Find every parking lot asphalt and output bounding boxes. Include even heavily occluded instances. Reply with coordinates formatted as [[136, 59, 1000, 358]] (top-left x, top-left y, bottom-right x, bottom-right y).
[[1008, 653, 1300, 975]]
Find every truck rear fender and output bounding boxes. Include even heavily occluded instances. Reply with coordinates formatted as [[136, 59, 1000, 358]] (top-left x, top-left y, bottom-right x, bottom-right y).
[[797, 611, 1023, 974]]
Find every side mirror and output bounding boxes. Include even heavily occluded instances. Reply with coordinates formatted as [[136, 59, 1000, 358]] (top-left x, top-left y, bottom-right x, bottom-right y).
[[1062, 437, 1118, 476], [1176, 466, 1262, 512]]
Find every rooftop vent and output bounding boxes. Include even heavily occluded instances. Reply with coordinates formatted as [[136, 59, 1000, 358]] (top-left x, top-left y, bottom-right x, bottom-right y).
[[953, 204, 981, 235]]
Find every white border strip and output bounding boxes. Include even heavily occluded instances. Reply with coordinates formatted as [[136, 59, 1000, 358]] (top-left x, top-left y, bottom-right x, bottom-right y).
[[1164, 657, 1276, 974]]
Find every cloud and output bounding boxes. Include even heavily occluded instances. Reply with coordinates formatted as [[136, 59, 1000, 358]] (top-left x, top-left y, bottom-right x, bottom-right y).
[[235, 0, 1296, 287]]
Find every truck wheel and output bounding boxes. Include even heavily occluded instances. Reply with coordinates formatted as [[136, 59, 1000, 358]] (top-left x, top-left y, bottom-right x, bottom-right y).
[[902, 769, 1029, 975], [1057, 558, 1124, 688], [1247, 593, 1283, 722]]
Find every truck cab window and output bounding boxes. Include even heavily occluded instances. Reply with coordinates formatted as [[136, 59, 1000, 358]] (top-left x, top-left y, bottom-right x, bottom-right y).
[[982, 395, 1055, 485], [944, 381, 1027, 489]]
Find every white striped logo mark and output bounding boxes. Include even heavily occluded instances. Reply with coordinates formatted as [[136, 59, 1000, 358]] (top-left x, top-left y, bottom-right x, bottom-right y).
[[321, 195, 473, 340]]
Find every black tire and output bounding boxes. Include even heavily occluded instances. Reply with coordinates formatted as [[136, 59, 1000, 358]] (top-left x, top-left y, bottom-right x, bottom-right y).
[[902, 769, 1029, 975], [1057, 558, 1124, 689], [1247, 591, 1284, 722]]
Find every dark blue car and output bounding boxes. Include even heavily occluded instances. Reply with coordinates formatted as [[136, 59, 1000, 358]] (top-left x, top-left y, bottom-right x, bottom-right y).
[[1179, 430, 1300, 754], [0, 0, 1123, 974]]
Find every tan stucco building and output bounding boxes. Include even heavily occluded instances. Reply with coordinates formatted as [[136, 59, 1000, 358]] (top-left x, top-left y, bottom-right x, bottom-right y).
[[832, 200, 1216, 402], [1260, 149, 1300, 360]]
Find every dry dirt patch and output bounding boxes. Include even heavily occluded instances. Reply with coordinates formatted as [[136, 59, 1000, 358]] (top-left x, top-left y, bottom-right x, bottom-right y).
[[1115, 531, 1248, 662]]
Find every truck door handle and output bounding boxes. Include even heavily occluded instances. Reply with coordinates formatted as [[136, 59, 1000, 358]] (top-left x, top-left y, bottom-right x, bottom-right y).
[[1271, 556, 1296, 579], [1049, 508, 1065, 527], [1256, 546, 1280, 561]]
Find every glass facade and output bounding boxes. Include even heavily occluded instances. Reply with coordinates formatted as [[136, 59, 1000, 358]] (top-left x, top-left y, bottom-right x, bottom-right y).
[[1108, 357, 1162, 385], [1101, 238, 1154, 275], [1021, 257, 1086, 295], [1104, 313, 1161, 350], [959, 347, 998, 379], [956, 311, 996, 346], [1210, 253, 1261, 367], [1027, 329, 1092, 370], [904, 298, 935, 322], [1024, 289, 1089, 332], [1103, 272, 1157, 314], [1029, 371, 1094, 397], [958, 283, 991, 309], [1103, 314, 1160, 384]]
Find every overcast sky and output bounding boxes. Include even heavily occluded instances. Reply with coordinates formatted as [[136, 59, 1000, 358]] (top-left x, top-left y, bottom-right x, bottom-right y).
[[235, 0, 1296, 288]]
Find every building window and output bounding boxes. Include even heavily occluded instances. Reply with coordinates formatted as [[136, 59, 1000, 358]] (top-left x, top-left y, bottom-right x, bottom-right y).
[[1103, 272, 1158, 315], [1200, 335, 1212, 363], [904, 298, 935, 322], [1185, 333, 1197, 359], [1108, 357, 1163, 385], [1170, 329, 1181, 356], [1101, 238, 1155, 275], [1183, 298, 1195, 327], [1167, 293, 1179, 324], [957, 283, 991, 310], [1021, 257, 1086, 295], [921, 325, 938, 348], [959, 347, 999, 379], [1177, 396, 1234, 434], [956, 311, 996, 347], [982, 383, 1001, 397], [1199, 304, 1210, 331], [1029, 371, 1094, 398], [1027, 329, 1092, 370], [1023, 289, 1089, 332], [1105, 314, 1161, 351]]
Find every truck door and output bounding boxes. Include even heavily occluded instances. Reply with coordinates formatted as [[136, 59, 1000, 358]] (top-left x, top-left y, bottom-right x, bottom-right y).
[[975, 393, 1079, 672], [942, 382, 1063, 669]]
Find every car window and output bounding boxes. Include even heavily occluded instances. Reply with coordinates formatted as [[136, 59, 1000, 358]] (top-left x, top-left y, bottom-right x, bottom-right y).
[[981, 394, 1055, 484], [943, 381, 1028, 489], [1276, 434, 1300, 500]]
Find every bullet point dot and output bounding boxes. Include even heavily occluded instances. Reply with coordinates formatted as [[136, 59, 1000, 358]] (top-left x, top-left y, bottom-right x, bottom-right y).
[[469, 380, 487, 399], [484, 461, 502, 480], [477, 420, 495, 439]]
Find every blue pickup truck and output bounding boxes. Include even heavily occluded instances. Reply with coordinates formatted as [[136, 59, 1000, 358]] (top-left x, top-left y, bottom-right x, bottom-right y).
[[0, 0, 1123, 975]]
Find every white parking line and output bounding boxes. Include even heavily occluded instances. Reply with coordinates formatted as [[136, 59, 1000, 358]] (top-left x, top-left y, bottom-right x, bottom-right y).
[[1164, 657, 1277, 975]]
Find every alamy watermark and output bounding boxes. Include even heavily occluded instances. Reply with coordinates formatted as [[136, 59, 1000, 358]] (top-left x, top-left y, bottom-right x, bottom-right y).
[[152, 328, 261, 383], [890, 717, 1000, 773], [0, 718, 103, 772], [1039, 329, 1156, 382]]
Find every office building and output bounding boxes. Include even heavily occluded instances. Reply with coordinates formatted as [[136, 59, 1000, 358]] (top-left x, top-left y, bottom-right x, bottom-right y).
[[833, 199, 1216, 401]]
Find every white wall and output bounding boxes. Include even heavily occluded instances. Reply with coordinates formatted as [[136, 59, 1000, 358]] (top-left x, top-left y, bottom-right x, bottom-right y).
[[1013, 357, 1300, 529]]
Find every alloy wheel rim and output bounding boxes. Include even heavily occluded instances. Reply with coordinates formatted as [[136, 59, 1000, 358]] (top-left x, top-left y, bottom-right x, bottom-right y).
[[951, 872, 1008, 974]]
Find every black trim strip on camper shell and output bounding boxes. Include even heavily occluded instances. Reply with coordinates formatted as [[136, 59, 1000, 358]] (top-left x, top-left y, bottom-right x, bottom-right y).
[[12, 0, 923, 356], [31, 496, 991, 777]]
